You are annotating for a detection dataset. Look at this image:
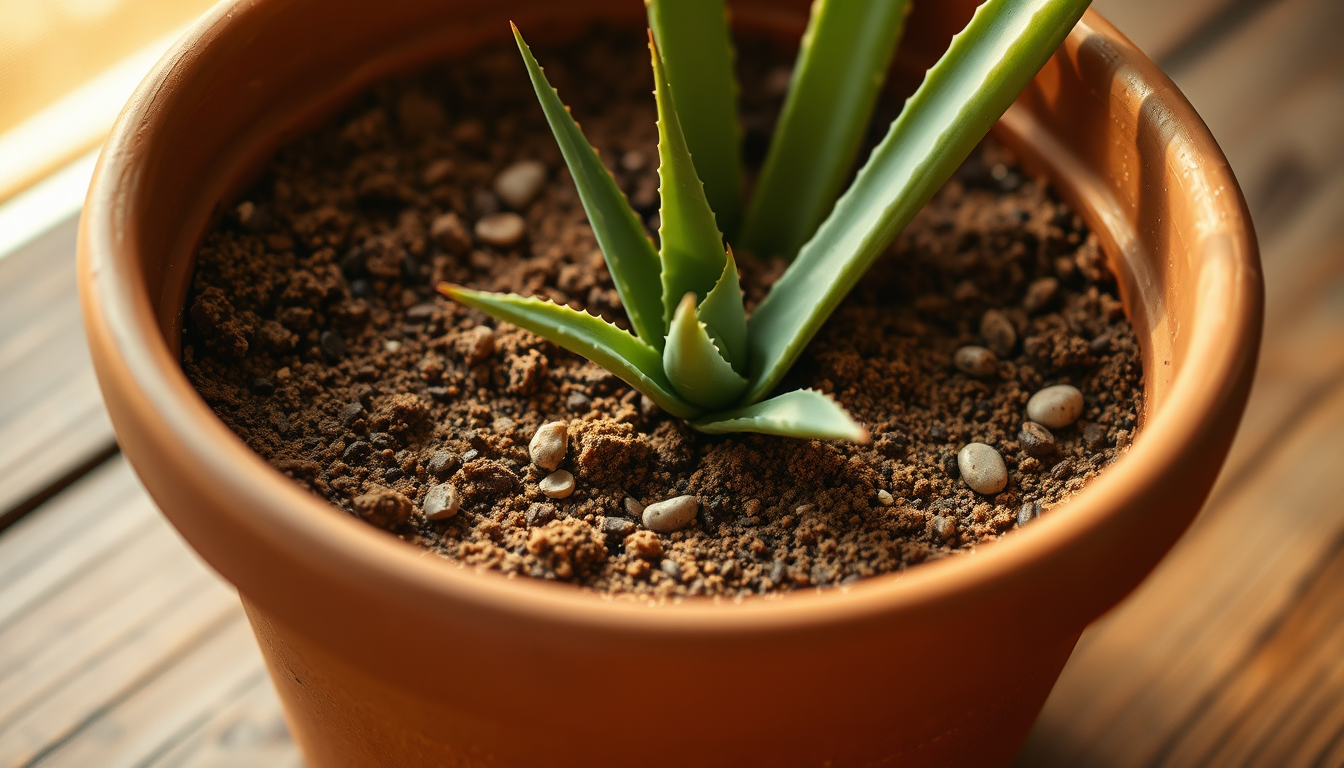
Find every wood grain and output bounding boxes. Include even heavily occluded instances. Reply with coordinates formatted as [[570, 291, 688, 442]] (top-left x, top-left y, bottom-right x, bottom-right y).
[[0, 215, 116, 529]]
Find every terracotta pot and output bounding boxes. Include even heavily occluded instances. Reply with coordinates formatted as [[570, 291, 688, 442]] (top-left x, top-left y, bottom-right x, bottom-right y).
[[78, 0, 1261, 765]]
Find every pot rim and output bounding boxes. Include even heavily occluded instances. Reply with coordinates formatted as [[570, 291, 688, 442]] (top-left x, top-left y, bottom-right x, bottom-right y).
[[79, 0, 1261, 636]]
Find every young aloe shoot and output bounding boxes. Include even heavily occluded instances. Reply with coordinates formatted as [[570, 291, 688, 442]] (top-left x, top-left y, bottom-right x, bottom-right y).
[[440, 0, 1093, 442]]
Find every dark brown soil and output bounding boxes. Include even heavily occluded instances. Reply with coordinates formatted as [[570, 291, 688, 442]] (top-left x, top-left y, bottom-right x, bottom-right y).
[[182, 26, 1143, 601]]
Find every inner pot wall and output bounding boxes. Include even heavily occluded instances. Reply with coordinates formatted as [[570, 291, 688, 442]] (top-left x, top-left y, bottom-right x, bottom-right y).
[[78, 0, 1262, 766]]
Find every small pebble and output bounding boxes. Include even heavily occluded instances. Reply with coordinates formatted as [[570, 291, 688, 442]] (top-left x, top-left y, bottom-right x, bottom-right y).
[[876, 490, 894, 506], [620, 150, 646, 172], [539, 470, 575, 499], [931, 515, 957, 542], [1088, 333, 1112, 355], [659, 559, 683, 580], [525, 503, 556, 527], [430, 212, 471, 254], [1026, 384, 1084, 428], [622, 496, 644, 517], [457, 325, 495, 364], [426, 450, 458, 477], [953, 345, 998, 377], [319, 330, 346, 360], [1023, 277, 1059, 314], [528, 421, 569, 470], [342, 440, 370, 462], [642, 495, 698, 532], [979, 309, 1017, 356], [1017, 501, 1042, 527], [383, 339, 402, 353], [957, 442, 1008, 495], [338, 401, 365, 426], [601, 516, 637, 541], [1018, 421, 1057, 457], [1083, 422, 1109, 452], [474, 212, 526, 248], [422, 483, 461, 520], [492, 160, 547, 209]]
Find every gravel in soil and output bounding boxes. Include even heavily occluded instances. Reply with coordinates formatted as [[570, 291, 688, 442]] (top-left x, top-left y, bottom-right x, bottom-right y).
[[182, 27, 1144, 601]]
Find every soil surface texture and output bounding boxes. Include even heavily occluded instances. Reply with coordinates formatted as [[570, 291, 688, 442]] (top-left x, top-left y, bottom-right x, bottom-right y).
[[183, 26, 1144, 600]]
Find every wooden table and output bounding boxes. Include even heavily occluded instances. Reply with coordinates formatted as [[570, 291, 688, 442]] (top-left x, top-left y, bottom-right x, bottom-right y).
[[1, 0, 1341, 764]]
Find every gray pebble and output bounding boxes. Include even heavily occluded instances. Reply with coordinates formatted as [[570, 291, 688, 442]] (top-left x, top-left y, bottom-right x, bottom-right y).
[[1018, 421, 1056, 457], [931, 515, 957, 542], [528, 421, 569, 470], [1027, 384, 1084, 428], [526, 503, 556, 526], [660, 559, 683, 580], [1023, 277, 1059, 314], [319, 330, 346, 360], [338, 401, 365, 426], [474, 212, 526, 247], [427, 450, 458, 477], [342, 440, 370, 462], [622, 496, 644, 517], [642, 495, 698, 532], [957, 442, 1008, 495], [539, 470, 575, 499], [953, 345, 998, 377], [601, 516, 636, 541], [422, 483, 461, 520], [1088, 333, 1112, 355], [461, 448, 480, 462], [493, 160, 547, 209], [1017, 501, 1042, 527], [876, 489, 894, 507], [979, 309, 1017, 356], [1050, 459, 1075, 480]]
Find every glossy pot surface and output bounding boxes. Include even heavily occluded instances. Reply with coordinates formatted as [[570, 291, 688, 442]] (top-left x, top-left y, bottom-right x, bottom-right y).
[[79, 0, 1261, 765]]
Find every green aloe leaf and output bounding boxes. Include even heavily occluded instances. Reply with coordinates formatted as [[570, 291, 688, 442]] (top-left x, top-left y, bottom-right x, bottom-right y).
[[648, 31, 729, 328], [663, 293, 748, 410], [693, 389, 869, 442], [647, 0, 742, 235], [511, 23, 666, 349], [441, 284, 702, 419], [744, 0, 1092, 403], [739, 0, 910, 260], [695, 245, 748, 374]]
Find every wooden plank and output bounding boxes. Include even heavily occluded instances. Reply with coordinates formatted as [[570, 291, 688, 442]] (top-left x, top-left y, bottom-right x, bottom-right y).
[[0, 214, 117, 527], [31, 617, 282, 768], [146, 675, 300, 768]]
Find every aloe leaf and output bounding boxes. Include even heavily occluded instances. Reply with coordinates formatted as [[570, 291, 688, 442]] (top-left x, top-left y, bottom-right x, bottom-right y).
[[744, 0, 1092, 403], [647, 0, 742, 235], [692, 389, 869, 442], [511, 24, 666, 349], [648, 32, 729, 328], [441, 284, 702, 419], [663, 293, 748, 410], [739, 0, 910, 260], [695, 245, 747, 374]]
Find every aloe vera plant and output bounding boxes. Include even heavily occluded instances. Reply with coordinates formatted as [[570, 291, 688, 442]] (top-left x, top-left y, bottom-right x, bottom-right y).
[[441, 0, 1092, 442]]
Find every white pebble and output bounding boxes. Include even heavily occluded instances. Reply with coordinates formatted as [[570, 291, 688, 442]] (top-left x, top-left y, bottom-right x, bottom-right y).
[[642, 495, 698, 532], [493, 160, 547, 209], [1027, 384, 1084, 429], [383, 339, 402, 353], [539, 470, 575, 499], [877, 490, 894, 506], [954, 345, 998, 377], [958, 443, 1008, 495], [474, 212, 526, 248], [528, 421, 569, 470], [422, 483, 460, 520]]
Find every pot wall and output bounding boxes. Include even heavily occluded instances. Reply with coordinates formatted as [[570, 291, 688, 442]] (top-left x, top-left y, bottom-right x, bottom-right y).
[[79, 0, 1262, 765]]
